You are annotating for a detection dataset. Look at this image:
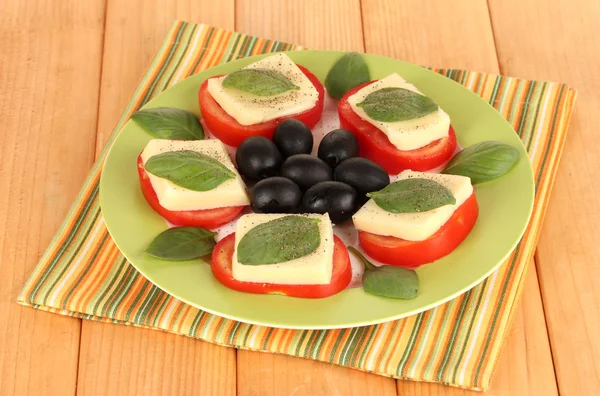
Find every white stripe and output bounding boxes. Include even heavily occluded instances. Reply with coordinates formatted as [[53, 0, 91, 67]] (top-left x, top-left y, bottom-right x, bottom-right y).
[[171, 26, 205, 84], [409, 307, 437, 377], [366, 321, 390, 369], [497, 79, 511, 116], [47, 219, 105, 306], [529, 82, 554, 161], [201, 313, 218, 339], [340, 328, 360, 364], [159, 298, 180, 329], [466, 72, 477, 91], [248, 325, 263, 347], [458, 270, 499, 384]]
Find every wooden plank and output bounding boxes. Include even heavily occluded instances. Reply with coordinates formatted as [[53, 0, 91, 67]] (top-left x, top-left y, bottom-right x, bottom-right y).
[[361, 1, 559, 394], [234, 1, 399, 395], [0, 0, 106, 395], [235, 0, 364, 51], [362, 0, 498, 71], [77, 2, 237, 396], [95, 0, 235, 150], [236, 353, 397, 396], [489, 0, 600, 394], [77, 323, 236, 396]]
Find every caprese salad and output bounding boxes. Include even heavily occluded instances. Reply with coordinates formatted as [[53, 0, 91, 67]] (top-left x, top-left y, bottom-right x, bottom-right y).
[[132, 52, 520, 301]]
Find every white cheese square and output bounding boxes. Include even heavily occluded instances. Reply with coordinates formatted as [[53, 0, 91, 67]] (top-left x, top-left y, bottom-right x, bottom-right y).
[[206, 53, 319, 125], [348, 73, 451, 151], [140, 139, 250, 211], [232, 213, 334, 285], [352, 171, 473, 241]]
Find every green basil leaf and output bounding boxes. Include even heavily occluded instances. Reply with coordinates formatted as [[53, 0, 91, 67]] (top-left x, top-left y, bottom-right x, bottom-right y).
[[356, 87, 438, 122], [442, 141, 520, 184], [349, 247, 418, 299], [222, 68, 299, 96], [237, 216, 321, 265], [367, 178, 455, 213], [145, 150, 236, 191], [131, 107, 204, 140], [146, 227, 216, 261], [325, 52, 371, 100]]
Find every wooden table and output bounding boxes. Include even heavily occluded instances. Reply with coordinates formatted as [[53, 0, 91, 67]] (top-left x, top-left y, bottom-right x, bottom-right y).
[[1, 0, 598, 395]]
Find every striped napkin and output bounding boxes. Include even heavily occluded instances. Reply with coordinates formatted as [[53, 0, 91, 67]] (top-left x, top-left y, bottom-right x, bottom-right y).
[[18, 21, 576, 391]]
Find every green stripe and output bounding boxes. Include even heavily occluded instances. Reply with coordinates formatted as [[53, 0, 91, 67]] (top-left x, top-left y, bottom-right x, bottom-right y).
[[150, 292, 172, 328], [535, 85, 565, 190], [473, 243, 523, 386], [328, 329, 348, 362], [92, 257, 129, 314], [436, 290, 473, 380], [224, 34, 242, 62], [191, 27, 216, 71], [357, 325, 379, 368], [451, 279, 489, 383], [29, 185, 99, 303], [261, 327, 276, 349], [161, 24, 198, 88], [60, 231, 110, 308], [40, 208, 102, 306], [141, 23, 187, 105], [396, 313, 425, 376], [423, 301, 454, 378]]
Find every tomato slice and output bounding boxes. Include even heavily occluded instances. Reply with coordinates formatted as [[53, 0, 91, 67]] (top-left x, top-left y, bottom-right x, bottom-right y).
[[137, 155, 245, 229], [338, 81, 457, 174], [358, 192, 479, 268], [199, 64, 325, 147], [212, 234, 352, 298]]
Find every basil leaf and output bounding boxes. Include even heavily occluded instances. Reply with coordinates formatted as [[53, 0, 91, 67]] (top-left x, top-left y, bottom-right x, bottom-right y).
[[442, 141, 520, 184], [367, 178, 455, 213], [349, 247, 418, 300], [237, 216, 321, 265], [132, 107, 204, 140], [145, 150, 236, 191], [146, 227, 216, 261], [356, 87, 438, 122], [325, 52, 371, 100], [222, 68, 299, 96]]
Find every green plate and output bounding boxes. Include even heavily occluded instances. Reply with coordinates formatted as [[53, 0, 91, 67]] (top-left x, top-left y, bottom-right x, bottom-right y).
[[100, 51, 534, 329]]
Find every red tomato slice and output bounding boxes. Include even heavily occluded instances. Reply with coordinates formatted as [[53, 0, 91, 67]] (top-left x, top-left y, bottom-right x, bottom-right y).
[[358, 192, 479, 268], [211, 234, 352, 298], [338, 81, 457, 174], [199, 64, 325, 147], [137, 155, 245, 229]]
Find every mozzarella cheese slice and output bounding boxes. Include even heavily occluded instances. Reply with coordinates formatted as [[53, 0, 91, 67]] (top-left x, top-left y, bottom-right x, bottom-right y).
[[352, 171, 473, 241], [348, 73, 451, 151], [140, 139, 249, 211], [207, 53, 319, 126], [232, 213, 334, 285]]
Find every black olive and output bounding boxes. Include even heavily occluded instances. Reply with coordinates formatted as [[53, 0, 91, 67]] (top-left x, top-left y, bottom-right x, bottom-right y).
[[272, 119, 314, 158], [235, 136, 282, 180], [280, 154, 333, 190], [317, 129, 359, 168], [334, 157, 390, 204], [250, 177, 302, 213], [301, 181, 358, 223]]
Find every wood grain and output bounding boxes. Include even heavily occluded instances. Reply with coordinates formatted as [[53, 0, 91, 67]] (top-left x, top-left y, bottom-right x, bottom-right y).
[[489, 0, 600, 394], [361, 1, 558, 394], [77, 1, 237, 396], [78, 324, 236, 396], [237, 353, 397, 396], [236, 0, 364, 51], [362, 0, 498, 71], [95, 0, 235, 152], [0, 0, 105, 395]]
